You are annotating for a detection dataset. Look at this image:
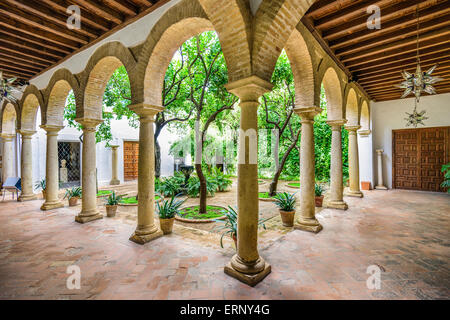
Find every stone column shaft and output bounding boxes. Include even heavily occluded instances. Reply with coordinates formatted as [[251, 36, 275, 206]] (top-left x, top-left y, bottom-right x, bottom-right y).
[[294, 107, 323, 233], [1, 134, 15, 185], [345, 126, 363, 197], [128, 104, 163, 244], [375, 149, 387, 190], [326, 120, 348, 210], [18, 130, 37, 201], [110, 145, 120, 185], [40, 125, 64, 210], [223, 76, 272, 286], [75, 119, 103, 223]]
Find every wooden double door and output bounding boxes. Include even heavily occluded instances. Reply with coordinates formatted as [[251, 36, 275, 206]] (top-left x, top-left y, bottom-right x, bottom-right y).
[[393, 126, 449, 192], [123, 141, 139, 181]]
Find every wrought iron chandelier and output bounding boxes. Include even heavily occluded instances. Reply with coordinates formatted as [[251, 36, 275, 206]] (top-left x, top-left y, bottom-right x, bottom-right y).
[[396, 5, 443, 127]]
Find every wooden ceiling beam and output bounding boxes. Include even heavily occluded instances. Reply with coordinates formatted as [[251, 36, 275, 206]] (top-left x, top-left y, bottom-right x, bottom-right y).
[[0, 42, 58, 64], [0, 15, 80, 50], [4, 0, 100, 39], [39, 0, 110, 32], [322, 0, 438, 41], [0, 59, 42, 74], [0, 56, 44, 71], [73, 0, 124, 25], [335, 15, 450, 57], [131, 0, 153, 7], [103, 0, 138, 16], [366, 81, 450, 95], [0, 65, 35, 77], [0, 3, 89, 44], [329, 2, 450, 50], [0, 70, 30, 80], [362, 69, 450, 90], [306, 0, 362, 20], [0, 34, 66, 60], [0, 52, 51, 69], [0, 26, 73, 55], [342, 32, 450, 66]]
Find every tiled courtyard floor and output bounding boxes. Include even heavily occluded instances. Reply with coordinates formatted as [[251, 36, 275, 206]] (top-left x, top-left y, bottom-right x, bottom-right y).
[[0, 186, 449, 300]]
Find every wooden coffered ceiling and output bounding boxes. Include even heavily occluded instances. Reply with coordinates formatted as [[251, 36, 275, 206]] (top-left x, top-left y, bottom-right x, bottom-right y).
[[302, 0, 450, 102], [0, 0, 169, 84]]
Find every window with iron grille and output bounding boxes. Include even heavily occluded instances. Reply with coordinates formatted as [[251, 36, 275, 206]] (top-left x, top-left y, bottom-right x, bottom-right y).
[[58, 141, 81, 188]]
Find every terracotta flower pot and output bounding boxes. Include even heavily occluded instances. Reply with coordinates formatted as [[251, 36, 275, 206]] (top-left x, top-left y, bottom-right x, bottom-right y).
[[232, 233, 237, 249], [160, 218, 175, 235], [279, 210, 295, 227], [42, 190, 46, 199], [68, 197, 79, 207], [315, 195, 324, 207], [106, 205, 118, 217], [361, 181, 371, 190]]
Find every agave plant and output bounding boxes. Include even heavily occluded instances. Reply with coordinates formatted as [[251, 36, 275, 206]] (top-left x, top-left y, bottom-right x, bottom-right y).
[[64, 186, 82, 200], [34, 179, 46, 191], [156, 193, 186, 219], [273, 192, 297, 212], [315, 183, 324, 197], [106, 191, 122, 206]]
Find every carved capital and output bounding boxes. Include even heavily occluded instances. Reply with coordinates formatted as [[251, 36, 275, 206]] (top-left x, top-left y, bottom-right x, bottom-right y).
[[225, 75, 273, 102]]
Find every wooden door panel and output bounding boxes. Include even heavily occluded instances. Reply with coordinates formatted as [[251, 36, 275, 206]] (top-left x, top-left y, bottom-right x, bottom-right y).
[[123, 141, 139, 180]]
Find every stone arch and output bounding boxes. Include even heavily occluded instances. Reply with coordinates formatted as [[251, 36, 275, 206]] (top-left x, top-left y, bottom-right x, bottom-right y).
[[252, 0, 316, 82], [43, 69, 80, 127], [19, 85, 44, 131], [319, 67, 344, 120], [135, 0, 215, 106], [0, 100, 18, 135], [79, 41, 137, 119], [284, 28, 315, 108], [345, 87, 360, 126], [360, 100, 370, 131], [196, 0, 252, 83]]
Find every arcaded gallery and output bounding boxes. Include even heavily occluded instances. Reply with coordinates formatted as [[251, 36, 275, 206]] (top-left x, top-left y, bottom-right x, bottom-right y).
[[0, 0, 449, 302]]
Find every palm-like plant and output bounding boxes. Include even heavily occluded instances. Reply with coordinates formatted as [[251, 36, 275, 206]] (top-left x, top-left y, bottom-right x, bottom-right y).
[[156, 193, 186, 219], [159, 176, 182, 197], [64, 186, 82, 199], [34, 179, 46, 191], [273, 192, 297, 211], [106, 191, 122, 206], [315, 183, 324, 197], [441, 163, 450, 193]]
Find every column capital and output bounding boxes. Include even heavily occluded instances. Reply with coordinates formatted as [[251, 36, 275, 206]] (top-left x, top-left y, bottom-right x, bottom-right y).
[[40, 125, 64, 133], [18, 130, 36, 138], [0, 133, 15, 140], [110, 145, 119, 149], [345, 125, 361, 132], [358, 129, 371, 136], [75, 118, 103, 130], [294, 106, 322, 121], [129, 103, 164, 118], [326, 119, 347, 128], [225, 75, 273, 102], [376, 149, 384, 154]]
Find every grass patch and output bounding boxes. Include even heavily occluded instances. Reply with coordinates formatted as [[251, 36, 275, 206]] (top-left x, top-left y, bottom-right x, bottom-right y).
[[258, 180, 265, 184], [97, 190, 113, 196], [119, 195, 160, 204], [259, 192, 276, 199], [287, 182, 300, 187], [178, 205, 226, 220]]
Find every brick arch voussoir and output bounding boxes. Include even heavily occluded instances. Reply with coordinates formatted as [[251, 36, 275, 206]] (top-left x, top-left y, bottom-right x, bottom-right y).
[[0, 99, 19, 134], [19, 84, 44, 131], [344, 85, 360, 126], [316, 60, 347, 120]]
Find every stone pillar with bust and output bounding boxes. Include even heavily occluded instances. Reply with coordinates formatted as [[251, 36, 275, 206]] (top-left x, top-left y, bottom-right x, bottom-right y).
[[294, 107, 323, 233], [375, 149, 388, 190], [110, 145, 120, 185], [223, 76, 273, 286]]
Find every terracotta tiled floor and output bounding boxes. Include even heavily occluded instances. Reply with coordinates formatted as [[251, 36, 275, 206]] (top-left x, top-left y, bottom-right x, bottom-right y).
[[0, 188, 449, 300]]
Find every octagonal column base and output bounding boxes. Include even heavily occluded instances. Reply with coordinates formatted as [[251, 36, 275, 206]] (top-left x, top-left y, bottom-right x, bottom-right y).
[[345, 189, 364, 198], [129, 229, 163, 245], [294, 217, 323, 233], [109, 179, 120, 185], [375, 185, 388, 190], [224, 261, 271, 287], [75, 210, 103, 224], [41, 201, 64, 211], [326, 200, 348, 210], [18, 194, 38, 202]]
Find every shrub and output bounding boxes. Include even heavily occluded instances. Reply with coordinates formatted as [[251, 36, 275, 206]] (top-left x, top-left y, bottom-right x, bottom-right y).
[[441, 163, 450, 193], [159, 176, 183, 197], [210, 167, 232, 192], [187, 175, 218, 197], [106, 191, 122, 206], [156, 194, 186, 219]]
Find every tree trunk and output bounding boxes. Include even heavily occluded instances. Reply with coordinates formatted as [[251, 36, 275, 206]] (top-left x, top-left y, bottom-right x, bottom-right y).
[[269, 166, 283, 196], [155, 137, 161, 178], [196, 163, 207, 214]]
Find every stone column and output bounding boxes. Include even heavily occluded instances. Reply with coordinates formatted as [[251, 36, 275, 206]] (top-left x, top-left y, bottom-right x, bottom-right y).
[[110, 145, 120, 185], [18, 130, 37, 201], [75, 119, 103, 223], [1, 134, 15, 184], [345, 125, 363, 197], [40, 125, 64, 210], [294, 107, 323, 233], [128, 104, 163, 244], [375, 149, 387, 190], [326, 120, 348, 210], [223, 76, 272, 286]]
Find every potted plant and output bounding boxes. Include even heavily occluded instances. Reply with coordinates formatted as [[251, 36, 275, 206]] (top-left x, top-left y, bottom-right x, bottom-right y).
[[273, 192, 297, 227], [105, 191, 122, 217], [64, 187, 82, 206], [215, 206, 267, 249], [35, 179, 46, 199], [441, 163, 450, 193], [156, 193, 186, 234], [315, 183, 324, 207]]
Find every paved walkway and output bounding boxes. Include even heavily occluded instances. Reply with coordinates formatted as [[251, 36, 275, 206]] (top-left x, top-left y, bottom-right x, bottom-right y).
[[0, 188, 449, 299]]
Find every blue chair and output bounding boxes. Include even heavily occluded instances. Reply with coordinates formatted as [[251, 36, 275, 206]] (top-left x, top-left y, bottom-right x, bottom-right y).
[[2, 177, 21, 201]]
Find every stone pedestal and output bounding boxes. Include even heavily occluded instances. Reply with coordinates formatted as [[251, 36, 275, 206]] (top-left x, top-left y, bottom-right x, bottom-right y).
[[18, 130, 37, 201], [294, 107, 323, 233], [326, 120, 348, 210], [345, 125, 363, 198], [223, 76, 273, 286], [110, 145, 120, 185], [1, 134, 15, 184], [40, 125, 64, 210], [74, 119, 103, 223], [59, 159, 68, 183], [128, 104, 163, 244], [375, 149, 388, 190]]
